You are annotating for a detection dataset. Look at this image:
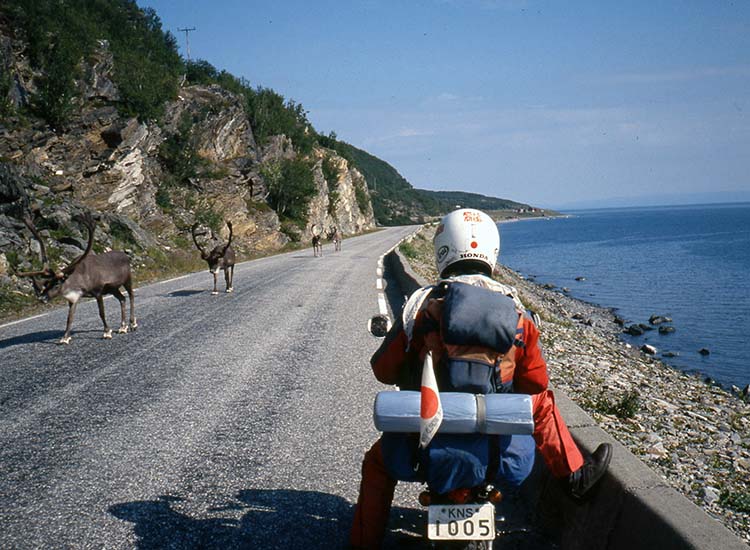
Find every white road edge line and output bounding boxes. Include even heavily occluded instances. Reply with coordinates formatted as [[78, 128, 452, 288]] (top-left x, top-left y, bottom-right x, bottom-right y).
[[378, 293, 388, 316], [0, 311, 53, 329], [376, 252, 389, 317]]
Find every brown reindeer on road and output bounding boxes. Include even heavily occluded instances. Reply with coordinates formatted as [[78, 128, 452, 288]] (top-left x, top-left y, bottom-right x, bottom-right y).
[[14, 212, 136, 344], [311, 224, 323, 257], [327, 225, 341, 252], [191, 221, 235, 294]]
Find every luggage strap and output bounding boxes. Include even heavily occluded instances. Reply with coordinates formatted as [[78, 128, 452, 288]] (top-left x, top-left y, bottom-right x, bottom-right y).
[[484, 434, 501, 485]]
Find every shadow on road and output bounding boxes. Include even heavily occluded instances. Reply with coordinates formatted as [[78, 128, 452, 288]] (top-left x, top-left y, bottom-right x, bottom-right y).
[[109, 489, 425, 549], [166, 290, 205, 298], [0, 329, 78, 349], [0, 327, 131, 349]]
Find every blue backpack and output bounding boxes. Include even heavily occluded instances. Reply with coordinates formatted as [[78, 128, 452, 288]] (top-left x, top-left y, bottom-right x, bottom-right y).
[[382, 282, 535, 491]]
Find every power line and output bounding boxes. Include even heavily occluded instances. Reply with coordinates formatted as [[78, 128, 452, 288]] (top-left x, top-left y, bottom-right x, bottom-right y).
[[178, 27, 196, 61]]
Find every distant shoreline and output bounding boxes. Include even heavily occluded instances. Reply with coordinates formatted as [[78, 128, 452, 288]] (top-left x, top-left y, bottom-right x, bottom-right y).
[[491, 210, 569, 224]]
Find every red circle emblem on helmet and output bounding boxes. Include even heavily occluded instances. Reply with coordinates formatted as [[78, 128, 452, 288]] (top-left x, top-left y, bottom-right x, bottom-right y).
[[470, 241, 478, 249]]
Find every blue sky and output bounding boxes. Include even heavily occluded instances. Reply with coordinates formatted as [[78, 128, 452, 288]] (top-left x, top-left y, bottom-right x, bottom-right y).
[[139, 0, 750, 209]]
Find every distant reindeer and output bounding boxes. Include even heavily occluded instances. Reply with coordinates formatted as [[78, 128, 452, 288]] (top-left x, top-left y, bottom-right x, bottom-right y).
[[191, 221, 235, 294], [14, 212, 136, 344], [311, 224, 323, 257], [327, 225, 341, 252]]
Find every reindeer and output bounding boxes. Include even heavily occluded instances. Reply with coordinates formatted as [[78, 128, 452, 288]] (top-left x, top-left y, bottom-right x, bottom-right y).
[[311, 224, 323, 257], [327, 225, 341, 252], [191, 221, 235, 294], [14, 212, 136, 345]]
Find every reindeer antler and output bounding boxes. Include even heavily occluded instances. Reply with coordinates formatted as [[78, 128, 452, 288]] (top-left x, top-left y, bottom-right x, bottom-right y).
[[14, 214, 52, 277], [191, 223, 209, 259], [221, 221, 233, 256], [61, 212, 96, 276]]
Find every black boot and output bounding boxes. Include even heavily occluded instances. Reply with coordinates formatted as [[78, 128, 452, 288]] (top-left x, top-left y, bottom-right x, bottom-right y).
[[567, 443, 612, 500]]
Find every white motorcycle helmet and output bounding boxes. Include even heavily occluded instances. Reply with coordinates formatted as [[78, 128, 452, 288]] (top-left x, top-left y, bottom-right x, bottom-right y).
[[433, 208, 500, 278]]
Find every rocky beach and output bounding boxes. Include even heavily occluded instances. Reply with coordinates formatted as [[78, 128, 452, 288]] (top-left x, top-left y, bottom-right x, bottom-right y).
[[401, 226, 750, 545]]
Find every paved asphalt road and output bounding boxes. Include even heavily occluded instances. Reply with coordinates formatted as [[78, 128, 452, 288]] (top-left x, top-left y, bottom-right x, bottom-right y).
[[0, 226, 551, 549], [0, 227, 410, 548]]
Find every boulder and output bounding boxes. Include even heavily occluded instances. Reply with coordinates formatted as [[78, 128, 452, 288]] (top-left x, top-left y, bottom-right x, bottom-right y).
[[641, 344, 658, 355], [649, 314, 673, 325], [658, 325, 675, 334], [0, 162, 27, 204], [103, 214, 158, 250], [662, 351, 679, 358], [59, 243, 85, 263], [624, 324, 645, 336], [699, 348, 710, 356], [574, 276, 586, 281]]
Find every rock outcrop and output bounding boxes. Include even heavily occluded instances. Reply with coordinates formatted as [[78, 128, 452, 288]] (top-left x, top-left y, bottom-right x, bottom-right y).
[[0, 25, 376, 304]]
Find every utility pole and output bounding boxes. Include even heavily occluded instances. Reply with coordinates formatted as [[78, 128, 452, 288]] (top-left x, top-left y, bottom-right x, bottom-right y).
[[178, 26, 196, 61]]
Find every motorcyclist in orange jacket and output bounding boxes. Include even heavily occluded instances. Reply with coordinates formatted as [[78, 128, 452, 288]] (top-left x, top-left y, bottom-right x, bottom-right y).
[[350, 208, 612, 549]]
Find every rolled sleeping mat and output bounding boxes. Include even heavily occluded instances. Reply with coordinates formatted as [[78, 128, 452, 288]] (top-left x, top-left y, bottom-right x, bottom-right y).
[[373, 391, 534, 435]]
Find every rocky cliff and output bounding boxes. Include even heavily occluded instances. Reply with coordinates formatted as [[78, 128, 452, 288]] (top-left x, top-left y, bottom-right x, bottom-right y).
[[0, 27, 375, 311]]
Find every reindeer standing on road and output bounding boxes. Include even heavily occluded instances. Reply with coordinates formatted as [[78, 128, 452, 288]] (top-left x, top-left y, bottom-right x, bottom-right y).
[[14, 212, 137, 344], [192, 221, 235, 294], [311, 224, 323, 257], [327, 225, 341, 252]]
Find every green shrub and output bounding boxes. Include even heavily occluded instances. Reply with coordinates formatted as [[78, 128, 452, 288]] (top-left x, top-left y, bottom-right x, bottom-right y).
[[355, 181, 369, 214], [322, 158, 340, 216], [159, 111, 201, 184], [155, 186, 172, 211], [322, 156, 339, 185], [0, 284, 37, 317], [194, 206, 222, 233], [262, 157, 316, 223], [246, 198, 272, 214], [593, 390, 640, 419], [5, 250, 20, 269], [109, 219, 138, 248], [400, 241, 418, 259], [719, 489, 750, 513], [245, 87, 315, 153], [4, 0, 182, 125], [185, 59, 219, 86], [317, 131, 354, 163], [32, 38, 78, 128], [280, 221, 302, 242], [0, 69, 15, 117]]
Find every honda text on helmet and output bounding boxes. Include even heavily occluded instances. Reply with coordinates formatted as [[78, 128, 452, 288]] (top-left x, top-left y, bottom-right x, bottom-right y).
[[433, 208, 500, 278]]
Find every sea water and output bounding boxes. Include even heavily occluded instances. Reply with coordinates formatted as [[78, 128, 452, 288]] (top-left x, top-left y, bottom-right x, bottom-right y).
[[497, 203, 750, 390]]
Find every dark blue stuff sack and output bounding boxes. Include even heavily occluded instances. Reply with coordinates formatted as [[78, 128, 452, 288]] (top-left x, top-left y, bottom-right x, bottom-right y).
[[381, 432, 535, 495], [441, 282, 519, 353]]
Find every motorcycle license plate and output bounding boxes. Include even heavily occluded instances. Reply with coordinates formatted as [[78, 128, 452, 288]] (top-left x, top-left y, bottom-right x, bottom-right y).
[[427, 503, 495, 540]]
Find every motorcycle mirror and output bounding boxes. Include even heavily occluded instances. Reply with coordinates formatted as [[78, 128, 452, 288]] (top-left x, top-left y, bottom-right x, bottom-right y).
[[368, 314, 390, 338]]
